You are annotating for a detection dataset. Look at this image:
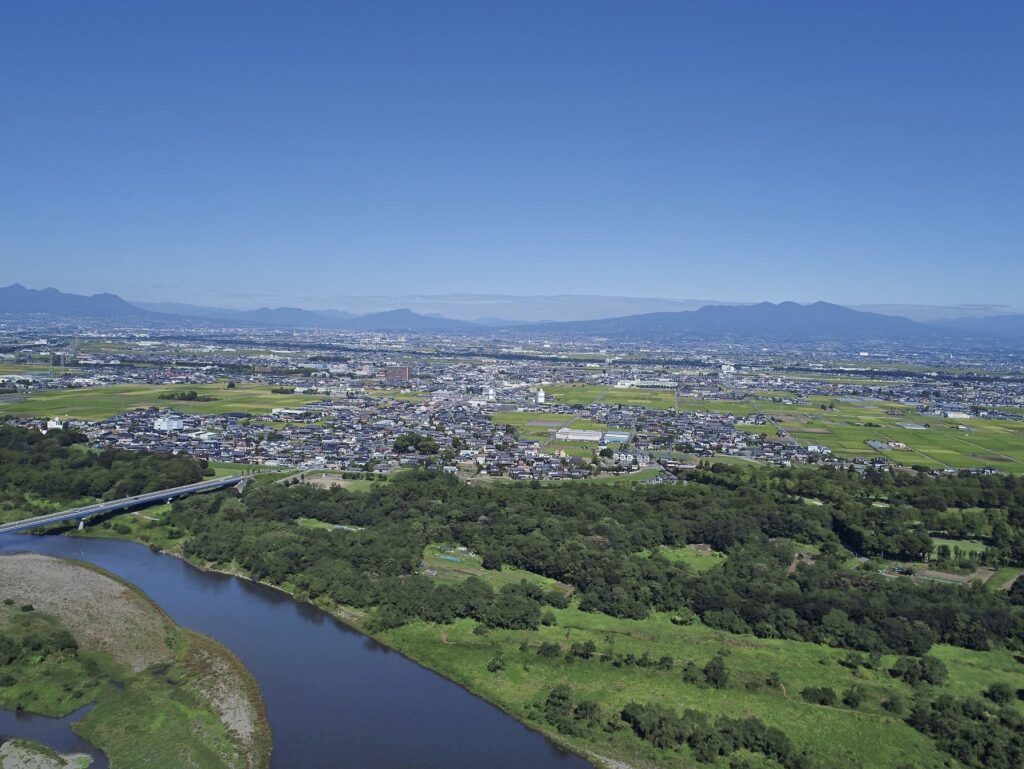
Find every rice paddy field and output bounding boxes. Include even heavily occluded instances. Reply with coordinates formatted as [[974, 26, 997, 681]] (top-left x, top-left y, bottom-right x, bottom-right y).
[[764, 396, 1024, 472], [0, 382, 319, 420]]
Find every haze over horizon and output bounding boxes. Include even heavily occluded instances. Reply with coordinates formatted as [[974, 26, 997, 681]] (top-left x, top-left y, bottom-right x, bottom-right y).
[[2, 3, 1022, 308]]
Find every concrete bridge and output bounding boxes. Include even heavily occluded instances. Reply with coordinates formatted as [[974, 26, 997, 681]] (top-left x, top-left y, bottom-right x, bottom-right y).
[[0, 475, 244, 536]]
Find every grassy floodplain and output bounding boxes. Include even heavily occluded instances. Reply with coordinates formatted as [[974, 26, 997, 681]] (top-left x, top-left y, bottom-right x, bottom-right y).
[[379, 568, 1022, 769], [0, 382, 317, 420], [0, 554, 270, 769]]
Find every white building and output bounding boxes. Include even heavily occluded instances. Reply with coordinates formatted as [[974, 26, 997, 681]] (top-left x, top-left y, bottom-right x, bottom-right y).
[[555, 427, 602, 442], [536, 388, 546, 404], [154, 415, 184, 432]]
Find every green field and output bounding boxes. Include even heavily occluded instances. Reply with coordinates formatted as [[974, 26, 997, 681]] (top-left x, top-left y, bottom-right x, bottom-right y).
[[0, 363, 69, 376], [765, 397, 1024, 472], [545, 383, 679, 410], [491, 411, 608, 444], [547, 383, 767, 415], [366, 388, 429, 402], [0, 382, 318, 420], [645, 544, 728, 571], [930, 537, 987, 557], [421, 543, 565, 591]]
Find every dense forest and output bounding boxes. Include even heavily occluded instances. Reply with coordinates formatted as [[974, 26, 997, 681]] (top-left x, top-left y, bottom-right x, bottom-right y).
[[0, 424, 205, 515], [164, 464, 1024, 655]]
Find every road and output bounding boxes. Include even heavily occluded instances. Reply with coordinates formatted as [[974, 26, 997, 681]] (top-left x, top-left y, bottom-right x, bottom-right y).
[[0, 475, 244, 536]]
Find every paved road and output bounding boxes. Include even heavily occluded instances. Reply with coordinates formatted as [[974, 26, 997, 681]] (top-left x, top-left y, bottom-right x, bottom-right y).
[[0, 476, 244, 535]]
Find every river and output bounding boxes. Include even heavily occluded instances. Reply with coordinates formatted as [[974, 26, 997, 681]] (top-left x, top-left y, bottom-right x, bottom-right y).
[[0, 535, 594, 769]]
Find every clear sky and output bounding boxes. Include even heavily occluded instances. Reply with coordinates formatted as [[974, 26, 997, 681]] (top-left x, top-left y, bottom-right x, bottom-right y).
[[1, 1, 1021, 309]]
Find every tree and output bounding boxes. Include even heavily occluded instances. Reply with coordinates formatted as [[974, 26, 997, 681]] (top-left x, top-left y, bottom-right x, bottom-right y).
[[801, 687, 837, 706], [704, 655, 729, 689], [984, 681, 1015, 705]]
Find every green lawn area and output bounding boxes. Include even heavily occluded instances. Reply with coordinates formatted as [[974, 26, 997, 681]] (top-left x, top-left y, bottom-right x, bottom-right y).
[[644, 544, 727, 571], [296, 516, 337, 531], [930, 537, 987, 557], [205, 461, 262, 477], [376, 546, 1024, 769], [989, 566, 1023, 590], [545, 383, 680, 410], [548, 440, 599, 458], [544, 383, 762, 414], [0, 382, 319, 420], [420, 543, 565, 592]]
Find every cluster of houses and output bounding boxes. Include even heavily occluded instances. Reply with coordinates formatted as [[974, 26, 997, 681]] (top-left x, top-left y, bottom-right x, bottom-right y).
[[4, 320, 1024, 482]]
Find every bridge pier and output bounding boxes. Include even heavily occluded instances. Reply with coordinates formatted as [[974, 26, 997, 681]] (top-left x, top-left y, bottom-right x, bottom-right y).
[[78, 519, 85, 530]]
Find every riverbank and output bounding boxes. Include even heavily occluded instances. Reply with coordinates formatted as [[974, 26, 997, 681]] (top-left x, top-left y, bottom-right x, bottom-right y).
[[0, 554, 271, 769], [136, 538, 1021, 769], [84, 537, 610, 769]]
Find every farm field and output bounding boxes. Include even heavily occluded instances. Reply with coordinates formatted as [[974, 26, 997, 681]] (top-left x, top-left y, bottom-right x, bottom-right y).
[[0, 382, 318, 420], [0, 363, 72, 375], [763, 397, 1024, 472], [547, 382, 768, 415]]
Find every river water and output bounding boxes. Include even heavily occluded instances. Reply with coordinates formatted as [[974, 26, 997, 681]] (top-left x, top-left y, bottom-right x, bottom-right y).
[[0, 535, 593, 769]]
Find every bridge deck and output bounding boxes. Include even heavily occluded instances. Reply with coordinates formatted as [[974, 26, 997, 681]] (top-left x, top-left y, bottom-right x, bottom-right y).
[[0, 476, 244, 536]]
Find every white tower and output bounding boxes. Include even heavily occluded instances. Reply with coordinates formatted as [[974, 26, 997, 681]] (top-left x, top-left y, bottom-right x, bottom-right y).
[[536, 388, 546, 405]]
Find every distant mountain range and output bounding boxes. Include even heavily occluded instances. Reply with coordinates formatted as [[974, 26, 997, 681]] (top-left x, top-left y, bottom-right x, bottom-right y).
[[5, 283, 1024, 343], [0, 283, 146, 318], [528, 301, 923, 340]]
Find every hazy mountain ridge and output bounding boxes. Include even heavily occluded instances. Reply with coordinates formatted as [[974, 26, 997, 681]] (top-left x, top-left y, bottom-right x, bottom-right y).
[[6, 283, 1024, 342], [0, 283, 146, 317], [528, 301, 927, 340]]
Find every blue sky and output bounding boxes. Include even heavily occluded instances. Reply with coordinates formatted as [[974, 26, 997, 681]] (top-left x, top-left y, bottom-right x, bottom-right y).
[[1, 2, 1021, 309]]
